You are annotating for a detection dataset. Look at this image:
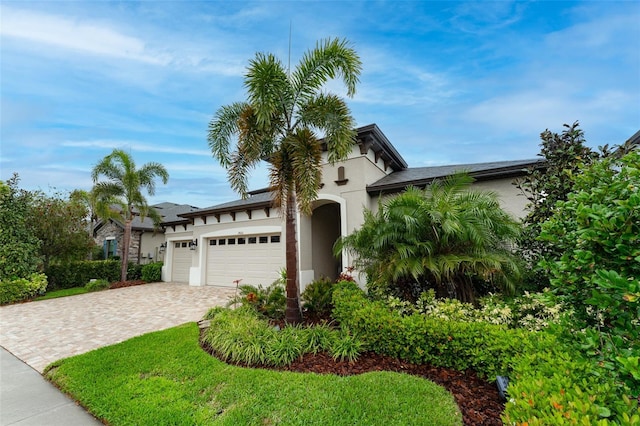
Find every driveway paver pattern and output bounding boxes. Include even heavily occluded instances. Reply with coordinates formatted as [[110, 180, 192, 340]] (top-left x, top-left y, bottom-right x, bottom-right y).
[[0, 282, 235, 372]]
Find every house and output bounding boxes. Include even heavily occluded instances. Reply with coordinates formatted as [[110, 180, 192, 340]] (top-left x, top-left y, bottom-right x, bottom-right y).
[[93, 202, 200, 264], [160, 124, 543, 288]]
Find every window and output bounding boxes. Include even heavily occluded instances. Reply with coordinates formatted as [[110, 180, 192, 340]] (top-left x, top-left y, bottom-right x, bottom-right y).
[[218, 239, 226, 246], [259, 236, 268, 244], [228, 238, 236, 245], [248, 237, 257, 244], [270, 235, 280, 243], [181, 242, 187, 248], [238, 237, 246, 244], [209, 239, 216, 246], [175, 242, 180, 248]]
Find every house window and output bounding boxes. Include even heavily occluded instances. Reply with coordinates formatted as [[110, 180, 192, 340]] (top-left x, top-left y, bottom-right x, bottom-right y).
[[270, 235, 280, 243], [218, 239, 226, 246], [209, 239, 216, 246], [248, 237, 257, 244], [181, 242, 188, 248], [228, 238, 236, 245], [175, 242, 180, 248], [238, 237, 246, 244], [259, 236, 268, 244]]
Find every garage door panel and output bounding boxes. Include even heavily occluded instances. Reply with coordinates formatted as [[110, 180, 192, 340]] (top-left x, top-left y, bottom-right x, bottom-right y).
[[206, 234, 283, 287]]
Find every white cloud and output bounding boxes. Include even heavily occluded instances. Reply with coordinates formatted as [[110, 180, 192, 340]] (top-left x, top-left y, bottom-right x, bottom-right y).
[[0, 5, 171, 65]]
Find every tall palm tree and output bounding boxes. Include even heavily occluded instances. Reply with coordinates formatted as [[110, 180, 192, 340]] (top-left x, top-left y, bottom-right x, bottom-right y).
[[91, 149, 169, 281], [338, 174, 522, 304], [208, 38, 362, 323]]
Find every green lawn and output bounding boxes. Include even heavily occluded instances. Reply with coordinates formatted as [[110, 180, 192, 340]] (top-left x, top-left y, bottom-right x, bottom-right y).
[[35, 287, 88, 301], [45, 323, 462, 426]]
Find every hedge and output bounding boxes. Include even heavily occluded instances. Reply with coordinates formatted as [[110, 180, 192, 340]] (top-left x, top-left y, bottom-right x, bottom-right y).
[[331, 282, 639, 425], [0, 273, 48, 304], [46, 260, 120, 289]]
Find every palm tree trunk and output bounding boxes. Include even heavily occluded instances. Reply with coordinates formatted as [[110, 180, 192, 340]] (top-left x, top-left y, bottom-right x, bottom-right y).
[[121, 219, 132, 282], [284, 191, 302, 324]]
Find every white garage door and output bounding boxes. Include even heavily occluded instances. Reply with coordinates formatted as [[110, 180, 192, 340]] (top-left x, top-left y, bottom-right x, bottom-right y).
[[171, 241, 192, 282], [206, 234, 284, 287]]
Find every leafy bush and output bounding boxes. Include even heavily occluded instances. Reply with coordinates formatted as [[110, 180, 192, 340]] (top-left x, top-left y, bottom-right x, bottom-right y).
[[203, 307, 356, 367], [383, 288, 568, 332], [540, 151, 640, 392], [227, 281, 286, 319], [127, 262, 143, 280], [85, 279, 110, 292], [46, 260, 119, 289], [331, 282, 638, 424], [0, 273, 48, 304], [141, 261, 163, 282], [301, 277, 335, 317], [0, 176, 41, 280], [329, 328, 364, 362]]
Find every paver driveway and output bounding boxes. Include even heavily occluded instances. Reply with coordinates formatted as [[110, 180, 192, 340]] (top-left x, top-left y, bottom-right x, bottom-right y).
[[0, 282, 235, 372]]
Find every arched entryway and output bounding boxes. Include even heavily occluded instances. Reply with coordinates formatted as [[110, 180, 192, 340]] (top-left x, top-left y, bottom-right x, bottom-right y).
[[310, 201, 342, 281]]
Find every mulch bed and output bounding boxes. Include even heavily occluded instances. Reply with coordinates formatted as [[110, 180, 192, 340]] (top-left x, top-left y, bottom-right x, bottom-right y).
[[199, 330, 504, 425], [109, 280, 148, 289]]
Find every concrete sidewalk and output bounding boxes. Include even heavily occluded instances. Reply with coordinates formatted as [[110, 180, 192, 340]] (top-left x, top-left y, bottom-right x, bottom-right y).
[[0, 347, 101, 425]]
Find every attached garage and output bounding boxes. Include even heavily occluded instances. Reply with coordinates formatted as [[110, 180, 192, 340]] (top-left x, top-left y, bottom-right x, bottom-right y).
[[206, 233, 284, 287], [171, 241, 192, 282]]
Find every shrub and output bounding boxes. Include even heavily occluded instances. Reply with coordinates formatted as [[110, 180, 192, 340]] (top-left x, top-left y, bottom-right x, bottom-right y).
[[85, 279, 110, 292], [141, 261, 163, 282], [331, 282, 638, 425], [0, 273, 48, 304], [384, 288, 568, 332], [47, 260, 119, 289], [127, 262, 143, 280], [227, 281, 286, 319], [203, 306, 358, 367], [329, 328, 364, 362], [301, 277, 335, 318]]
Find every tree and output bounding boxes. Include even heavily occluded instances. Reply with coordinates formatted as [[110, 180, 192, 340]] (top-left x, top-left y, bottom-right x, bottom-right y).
[[70, 188, 119, 259], [338, 174, 522, 304], [0, 174, 41, 279], [29, 191, 95, 270], [91, 149, 169, 282], [539, 151, 639, 392], [514, 121, 600, 290], [539, 151, 639, 330], [208, 38, 362, 324]]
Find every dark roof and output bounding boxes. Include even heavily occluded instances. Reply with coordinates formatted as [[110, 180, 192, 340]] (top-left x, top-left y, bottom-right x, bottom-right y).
[[179, 191, 274, 219], [351, 123, 408, 171], [95, 202, 200, 230], [367, 158, 545, 194]]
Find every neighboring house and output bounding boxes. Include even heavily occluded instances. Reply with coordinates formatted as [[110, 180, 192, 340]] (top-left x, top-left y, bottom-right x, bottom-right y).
[[93, 202, 200, 265], [160, 124, 544, 288]]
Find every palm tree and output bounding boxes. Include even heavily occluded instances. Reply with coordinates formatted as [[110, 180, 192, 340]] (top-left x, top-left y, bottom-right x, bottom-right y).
[[208, 38, 362, 323], [91, 149, 169, 281], [70, 188, 119, 259], [338, 174, 522, 304]]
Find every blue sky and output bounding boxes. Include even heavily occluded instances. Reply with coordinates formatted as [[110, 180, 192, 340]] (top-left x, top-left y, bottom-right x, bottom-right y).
[[1, 1, 639, 208]]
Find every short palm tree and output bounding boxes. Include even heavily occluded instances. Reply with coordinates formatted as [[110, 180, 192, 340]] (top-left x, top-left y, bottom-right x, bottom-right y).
[[91, 149, 169, 281], [338, 174, 522, 304], [70, 188, 120, 259], [208, 38, 362, 323]]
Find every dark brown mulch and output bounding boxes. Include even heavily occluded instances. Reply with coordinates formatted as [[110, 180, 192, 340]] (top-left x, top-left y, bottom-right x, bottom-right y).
[[199, 332, 504, 426], [109, 280, 147, 289]]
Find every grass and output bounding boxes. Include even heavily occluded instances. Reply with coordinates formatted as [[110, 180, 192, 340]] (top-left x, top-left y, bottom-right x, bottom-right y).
[[45, 323, 462, 426], [35, 287, 88, 301]]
